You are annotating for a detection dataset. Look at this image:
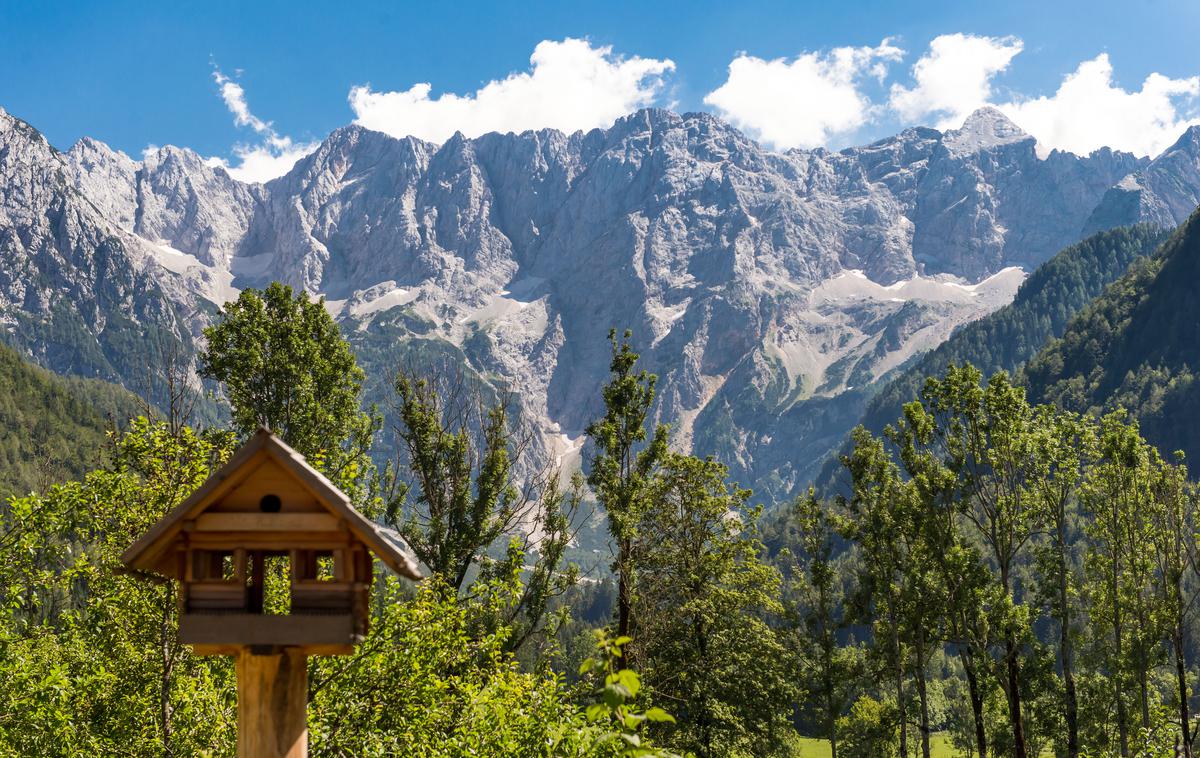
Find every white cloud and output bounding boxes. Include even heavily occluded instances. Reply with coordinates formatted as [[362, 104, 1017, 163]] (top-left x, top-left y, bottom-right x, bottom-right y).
[[207, 68, 318, 183], [998, 55, 1200, 157], [889, 34, 1023, 129], [702, 40, 904, 150], [347, 38, 675, 142], [205, 145, 316, 184], [887, 36, 1200, 157]]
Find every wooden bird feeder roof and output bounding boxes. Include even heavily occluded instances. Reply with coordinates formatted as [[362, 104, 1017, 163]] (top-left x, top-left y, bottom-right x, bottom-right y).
[[121, 427, 423, 581]]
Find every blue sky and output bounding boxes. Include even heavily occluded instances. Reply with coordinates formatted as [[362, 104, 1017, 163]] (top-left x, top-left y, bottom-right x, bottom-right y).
[[2, 0, 1198, 181]]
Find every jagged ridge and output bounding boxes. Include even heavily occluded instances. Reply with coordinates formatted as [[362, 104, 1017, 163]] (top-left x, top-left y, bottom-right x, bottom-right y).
[[3, 103, 1200, 499]]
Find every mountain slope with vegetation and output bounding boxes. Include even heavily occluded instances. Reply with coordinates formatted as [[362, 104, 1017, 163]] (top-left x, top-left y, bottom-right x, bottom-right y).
[[0, 339, 141, 496], [816, 224, 1169, 490], [1023, 205, 1200, 462]]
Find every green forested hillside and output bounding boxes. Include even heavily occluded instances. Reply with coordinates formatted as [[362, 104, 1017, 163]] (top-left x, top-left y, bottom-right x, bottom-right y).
[[0, 339, 142, 496], [816, 224, 1167, 489], [859, 225, 1166, 436], [1023, 205, 1200, 463]]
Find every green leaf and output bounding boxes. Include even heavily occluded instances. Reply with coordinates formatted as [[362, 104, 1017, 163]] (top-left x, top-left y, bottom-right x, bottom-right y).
[[643, 708, 675, 724]]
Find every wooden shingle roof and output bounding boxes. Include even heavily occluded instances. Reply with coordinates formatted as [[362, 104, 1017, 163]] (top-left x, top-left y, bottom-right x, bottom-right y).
[[120, 428, 423, 580]]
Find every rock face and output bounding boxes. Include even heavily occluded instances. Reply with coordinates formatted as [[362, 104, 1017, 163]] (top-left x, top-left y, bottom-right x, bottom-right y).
[[3, 103, 1198, 500], [0, 108, 201, 391], [67, 139, 263, 267], [1084, 126, 1200, 235]]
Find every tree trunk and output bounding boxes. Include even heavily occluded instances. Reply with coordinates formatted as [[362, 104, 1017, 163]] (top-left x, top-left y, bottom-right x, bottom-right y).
[[1005, 634, 1029, 758], [617, 570, 631, 638], [893, 619, 908, 758], [1176, 624, 1193, 758], [616, 538, 632, 639], [915, 648, 931, 758], [1058, 548, 1080, 758], [1139, 664, 1151, 730], [159, 584, 175, 756], [1000, 563, 1028, 758], [1113, 571, 1130, 758], [961, 647, 987, 758], [821, 580, 839, 758], [1062, 638, 1080, 758], [826, 657, 839, 758]]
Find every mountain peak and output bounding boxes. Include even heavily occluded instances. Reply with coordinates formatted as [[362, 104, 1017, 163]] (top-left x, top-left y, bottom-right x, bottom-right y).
[[68, 136, 136, 167], [1162, 123, 1200, 156], [960, 106, 1026, 133], [142, 143, 208, 168], [1, 101, 1189, 505], [942, 106, 1031, 156], [0, 107, 47, 148]]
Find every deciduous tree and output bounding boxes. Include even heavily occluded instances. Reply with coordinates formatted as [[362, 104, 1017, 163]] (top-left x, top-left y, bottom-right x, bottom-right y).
[[586, 330, 668, 640], [200, 281, 376, 486], [635, 452, 797, 757]]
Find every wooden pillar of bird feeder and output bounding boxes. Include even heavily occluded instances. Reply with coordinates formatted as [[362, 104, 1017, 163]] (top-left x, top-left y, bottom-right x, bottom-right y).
[[121, 429, 422, 758], [237, 647, 308, 757]]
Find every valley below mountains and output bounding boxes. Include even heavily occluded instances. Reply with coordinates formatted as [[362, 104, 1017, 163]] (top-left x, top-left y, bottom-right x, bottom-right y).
[[4, 103, 1200, 500]]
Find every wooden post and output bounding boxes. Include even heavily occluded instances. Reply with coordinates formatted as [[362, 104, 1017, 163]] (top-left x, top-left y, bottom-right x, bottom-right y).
[[236, 647, 308, 758]]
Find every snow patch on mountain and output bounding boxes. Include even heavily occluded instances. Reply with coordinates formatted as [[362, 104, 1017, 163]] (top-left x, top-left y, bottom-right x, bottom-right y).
[[813, 266, 1025, 306], [143, 243, 240, 306]]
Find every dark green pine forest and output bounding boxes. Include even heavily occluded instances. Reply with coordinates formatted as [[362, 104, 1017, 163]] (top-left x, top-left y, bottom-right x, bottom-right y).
[[5, 211, 1200, 757], [859, 224, 1168, 439], [1023, 207, 1200, 464]]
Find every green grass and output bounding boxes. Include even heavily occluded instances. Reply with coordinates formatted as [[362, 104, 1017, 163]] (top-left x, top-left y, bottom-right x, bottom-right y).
[[793, 733, 958, 757]]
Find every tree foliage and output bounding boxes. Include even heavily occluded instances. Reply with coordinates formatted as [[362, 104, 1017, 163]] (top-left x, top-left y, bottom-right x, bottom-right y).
[[853, 225, 1167, 459], [830, 361, 1200, 758], [0, 419, 676, 757], [1023, 208, 1200, 466], [16, 270, 1200, 758], [0, 419, 237, 756], [586, 330, 668, 639], [635, 453, 798, 757], [200, 281, 375, 470]]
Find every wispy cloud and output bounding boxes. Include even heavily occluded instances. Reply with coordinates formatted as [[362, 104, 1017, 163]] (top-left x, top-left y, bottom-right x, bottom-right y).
[[347, 38, 675, 143], [207, 67, 318, 183]]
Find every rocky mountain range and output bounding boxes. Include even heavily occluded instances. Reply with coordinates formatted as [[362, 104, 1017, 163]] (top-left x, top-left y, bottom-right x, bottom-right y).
[[3, 103, 1200, 500]]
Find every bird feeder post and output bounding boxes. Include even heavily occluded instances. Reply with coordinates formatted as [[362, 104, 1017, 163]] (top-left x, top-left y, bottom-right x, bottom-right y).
[[121, 428, 422, 758], [236, 647, 308, 758]]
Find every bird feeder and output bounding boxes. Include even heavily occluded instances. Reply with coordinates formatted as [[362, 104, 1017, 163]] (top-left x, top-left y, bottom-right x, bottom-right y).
[[121, 428, 422, 758]]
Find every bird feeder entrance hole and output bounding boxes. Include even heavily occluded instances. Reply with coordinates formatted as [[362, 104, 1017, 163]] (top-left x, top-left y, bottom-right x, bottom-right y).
[[120, 429, 422, 758]]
